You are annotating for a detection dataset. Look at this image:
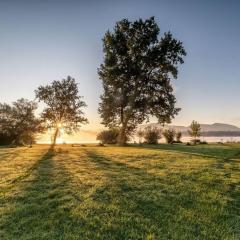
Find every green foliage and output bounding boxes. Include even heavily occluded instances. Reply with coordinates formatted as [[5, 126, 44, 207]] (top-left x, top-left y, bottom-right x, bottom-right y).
[[35, 76, 88, 144], [143, 126, 161, 144], [162, 129, 176, 144], [98, 17, 186, 145], [96, 129, 119, 144], [0, 98, 43, 145], [0, 133, 12, 145], [188, 120, 201, 143]]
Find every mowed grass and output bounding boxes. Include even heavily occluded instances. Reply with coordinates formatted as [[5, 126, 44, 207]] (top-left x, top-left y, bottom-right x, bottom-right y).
[[0, 144, 239, 239]]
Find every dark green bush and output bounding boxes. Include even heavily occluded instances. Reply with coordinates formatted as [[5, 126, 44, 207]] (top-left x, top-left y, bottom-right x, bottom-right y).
[[143, 126, 161, 144], [0, 133, 13, 145], [96, 129, 119, 144], [175, 131, 182, 143], [163, 129, 175, 144], [190, 139, 201, 145]]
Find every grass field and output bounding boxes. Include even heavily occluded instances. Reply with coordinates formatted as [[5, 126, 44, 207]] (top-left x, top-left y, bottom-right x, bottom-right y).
[[0, 143, 240, 239]]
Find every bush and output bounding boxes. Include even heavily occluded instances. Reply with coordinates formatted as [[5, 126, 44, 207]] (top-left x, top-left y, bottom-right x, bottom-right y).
[[175, 131, 182, 143], [162, 129, 175, 144], [0, 133, 13, 145], [190, 139, 201, 145], [96, 129, 119, 144], [143, 126, 161, 144], [98, 143, 105, 147]]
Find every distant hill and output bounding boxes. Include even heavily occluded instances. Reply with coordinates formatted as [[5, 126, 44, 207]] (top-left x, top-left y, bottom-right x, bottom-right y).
[[200, 123, 240, 132], [141, 123, 240, 136]]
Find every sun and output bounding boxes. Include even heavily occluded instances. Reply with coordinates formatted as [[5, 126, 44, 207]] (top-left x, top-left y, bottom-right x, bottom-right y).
[[56, 125, 65, 144], [56, 136, 64, 144]]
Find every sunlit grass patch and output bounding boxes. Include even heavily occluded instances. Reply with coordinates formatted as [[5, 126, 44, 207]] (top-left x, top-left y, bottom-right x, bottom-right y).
[[0, 144, 239, 239]]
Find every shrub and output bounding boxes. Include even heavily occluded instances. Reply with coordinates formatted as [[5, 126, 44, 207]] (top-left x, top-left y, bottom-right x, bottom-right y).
[[175, 131, 182, 143], [162, 129, 175, 144], [143, 126, 161, 144], [96, 129, 119, 144], [0, 133, 13, 145], [190, 139, 201, 145]]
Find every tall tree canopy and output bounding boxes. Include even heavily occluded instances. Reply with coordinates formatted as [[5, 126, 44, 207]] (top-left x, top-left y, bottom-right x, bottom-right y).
[[35, 76, 88, 145], [98, 17, 186, 145], [0, 98, 42, 145]]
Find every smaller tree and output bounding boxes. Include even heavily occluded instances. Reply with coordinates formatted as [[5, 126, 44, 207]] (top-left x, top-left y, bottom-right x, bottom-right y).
[[136, 129, 144, 144], [175, 131, 182, 143], [143, 126, 161, 144], [162, 129, 175, 144], [188, 120, 201, 144], [35, 76, 88, 145], [96, 129, 119, 144], [0, 99, 43, 146]]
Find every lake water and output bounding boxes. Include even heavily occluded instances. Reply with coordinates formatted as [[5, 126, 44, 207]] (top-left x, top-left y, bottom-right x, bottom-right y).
[[159, 136, 240, 143], [38, 133, 240, 144]]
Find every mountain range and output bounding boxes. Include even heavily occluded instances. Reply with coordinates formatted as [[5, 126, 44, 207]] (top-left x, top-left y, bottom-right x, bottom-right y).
[[142, 123, 240, 136]]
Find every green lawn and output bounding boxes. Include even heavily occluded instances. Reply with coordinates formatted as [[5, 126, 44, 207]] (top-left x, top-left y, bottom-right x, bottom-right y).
[[0, 144, 239, 239]]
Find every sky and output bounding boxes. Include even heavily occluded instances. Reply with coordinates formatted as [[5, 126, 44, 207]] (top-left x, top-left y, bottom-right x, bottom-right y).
[[1, 0, 240, 142]]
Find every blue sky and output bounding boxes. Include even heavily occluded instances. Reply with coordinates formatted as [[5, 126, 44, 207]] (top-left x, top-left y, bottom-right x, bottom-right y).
[[1, 0, 240, 130]]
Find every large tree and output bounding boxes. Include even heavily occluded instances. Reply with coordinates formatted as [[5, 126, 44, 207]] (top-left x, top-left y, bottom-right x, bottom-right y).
[[98, 17, 186, 145], [0, 98, 43, 145], [35, 76, 88, 145]]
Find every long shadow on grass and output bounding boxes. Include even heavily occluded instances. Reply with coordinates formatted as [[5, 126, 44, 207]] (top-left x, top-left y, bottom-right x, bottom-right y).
[[83, 148, 179, 239], [1, 146, 238, 240], [210, 158, 240, 238], [0, 147, 86, 239], [134, 144, 240, 160], [0, 147, 29, 163], [83, 149, 201, 238], [83, 148, 239, 240]]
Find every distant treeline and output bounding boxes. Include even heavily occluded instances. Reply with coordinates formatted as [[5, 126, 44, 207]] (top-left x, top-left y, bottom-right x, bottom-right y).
[[181, 131, 240, 137]]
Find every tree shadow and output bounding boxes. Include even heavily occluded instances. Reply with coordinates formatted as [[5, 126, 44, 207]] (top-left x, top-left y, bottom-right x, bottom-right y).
[[83, 148, 239, 239], [209, 158, 240, 238], [0, 147, 29, 163], [135, 144, 240, 160], [0, 147, 85, 239], [1, 146, 239, 239]]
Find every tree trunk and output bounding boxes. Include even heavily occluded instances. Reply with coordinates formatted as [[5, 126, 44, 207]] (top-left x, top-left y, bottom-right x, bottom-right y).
[[118, 125, 127, 146], [52, 127, 59, 146]]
